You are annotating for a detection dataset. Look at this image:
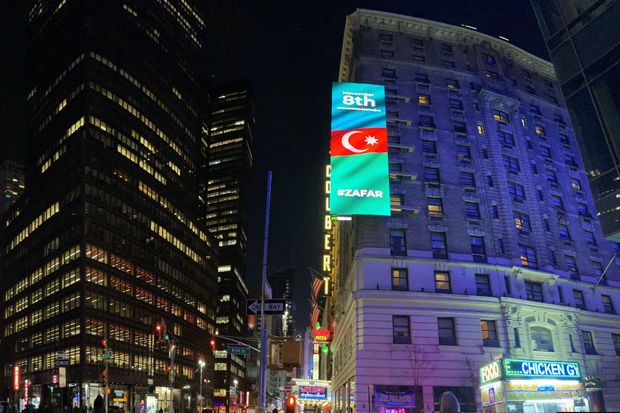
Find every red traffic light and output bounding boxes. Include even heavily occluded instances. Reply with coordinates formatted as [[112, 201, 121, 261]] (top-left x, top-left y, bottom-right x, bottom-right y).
[[102, 338, 107, 347], [102, 369, 107, 377], [155, 324, 162, 333], [210, 338, 216, 349]]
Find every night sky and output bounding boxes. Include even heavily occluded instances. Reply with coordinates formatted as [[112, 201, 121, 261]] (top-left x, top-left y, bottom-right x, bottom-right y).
[[0, 1, 548, 329]]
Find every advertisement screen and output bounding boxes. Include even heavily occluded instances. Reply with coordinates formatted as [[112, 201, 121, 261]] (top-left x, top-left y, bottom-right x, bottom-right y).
[[330, 82, 390, 216], [299, 385, 328, 400]]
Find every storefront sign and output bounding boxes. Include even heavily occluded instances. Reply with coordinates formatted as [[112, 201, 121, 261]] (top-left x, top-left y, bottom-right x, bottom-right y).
[[374, 388, 415, 408], [312, 328, 331, 342], [299, 386, 328, 401], [13, 366, 20, 390], [330, 82, 390, 216], [480, 359, 502, 384], [504, 359, 581, 380], [24, 379, 30, 404], [59, 367, 66, 387], [504, 380, 583, 401]]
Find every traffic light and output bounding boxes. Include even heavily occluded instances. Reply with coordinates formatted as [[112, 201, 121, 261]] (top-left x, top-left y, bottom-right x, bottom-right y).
[[210, 338, 216, 350], [102, 338, 108, 348], [101, 369, 107, 381], [165, 366, 171, 380], [321, 343, 329, 355], [285, 394, 296, 413]]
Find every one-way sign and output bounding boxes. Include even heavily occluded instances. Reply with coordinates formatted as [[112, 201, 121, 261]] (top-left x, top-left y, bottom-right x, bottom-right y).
[[246, 299, 286, 315]]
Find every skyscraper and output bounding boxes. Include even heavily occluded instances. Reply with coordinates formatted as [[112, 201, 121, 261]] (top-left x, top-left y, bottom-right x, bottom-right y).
[[202, 82, 254, 412], [327, 9, 620, 413], [531, 0, 620, 241], [1, 1, 217, 411], [268, 266, 295, 336], [0, 160, 25, 214]]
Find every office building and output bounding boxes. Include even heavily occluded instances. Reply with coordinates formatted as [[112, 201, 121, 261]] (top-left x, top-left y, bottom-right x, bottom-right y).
[[327, 9, 620, 413], [1, 1, 217, 411], [202, 82, 254, 412], [0, 160, 25, 214], [268, 266, 296, 336], [531, 0, 620, 241]]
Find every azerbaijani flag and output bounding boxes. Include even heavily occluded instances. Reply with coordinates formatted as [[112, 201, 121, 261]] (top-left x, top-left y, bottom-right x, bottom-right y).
[[330, 83, 391, 216]]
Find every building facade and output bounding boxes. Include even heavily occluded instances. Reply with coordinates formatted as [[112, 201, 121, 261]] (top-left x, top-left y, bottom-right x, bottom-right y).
[[328, 9, 620, 413], [268, 266, 296, 337], [531, 0, 620, 241], [202, 83, 254, 412], [1, 1, 217, 411], [0, 160, 25, 214]]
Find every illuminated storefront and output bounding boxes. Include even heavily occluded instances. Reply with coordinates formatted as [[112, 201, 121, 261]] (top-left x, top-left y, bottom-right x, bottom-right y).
[[480, 358, 589, 413], [292, 379, 331, 413]]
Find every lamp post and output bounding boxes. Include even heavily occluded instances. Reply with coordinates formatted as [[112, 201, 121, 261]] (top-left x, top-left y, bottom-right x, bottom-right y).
[[198, 360, 205, 412], [233, 380, 238, 413]]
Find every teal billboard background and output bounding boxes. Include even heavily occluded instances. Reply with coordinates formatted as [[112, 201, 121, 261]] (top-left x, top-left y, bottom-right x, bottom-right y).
[[330, 82, 390, 216]]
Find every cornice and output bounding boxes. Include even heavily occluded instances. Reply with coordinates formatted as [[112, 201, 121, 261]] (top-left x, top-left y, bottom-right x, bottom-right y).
[[340, 9, 556, 82]]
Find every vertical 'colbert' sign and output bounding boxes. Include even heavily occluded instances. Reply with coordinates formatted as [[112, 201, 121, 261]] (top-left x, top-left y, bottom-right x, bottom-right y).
[[330, 82, 390, 216]]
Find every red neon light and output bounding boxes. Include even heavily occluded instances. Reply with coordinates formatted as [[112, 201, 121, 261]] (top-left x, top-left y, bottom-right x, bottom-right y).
[[13, 366, 20, 390]]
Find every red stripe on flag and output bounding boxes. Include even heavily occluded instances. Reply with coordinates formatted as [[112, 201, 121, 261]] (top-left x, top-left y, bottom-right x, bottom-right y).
[[311, 277, 324, 303], [330, 127, 387, 156], [310, 306, 321, 327]]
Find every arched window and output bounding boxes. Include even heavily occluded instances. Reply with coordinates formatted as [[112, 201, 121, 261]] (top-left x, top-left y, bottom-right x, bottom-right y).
[[531, 326, 554, 352]]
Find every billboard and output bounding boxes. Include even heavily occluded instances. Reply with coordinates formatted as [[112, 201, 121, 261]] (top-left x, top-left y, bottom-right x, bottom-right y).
[[299, 386, 328, 401], [330, 82, 390, 216]]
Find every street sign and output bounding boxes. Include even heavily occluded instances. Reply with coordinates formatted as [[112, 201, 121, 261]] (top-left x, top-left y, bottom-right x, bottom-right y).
[[98, 351, 113, 359], [227, 345, 250, 356], [246, 299, 286, 315]]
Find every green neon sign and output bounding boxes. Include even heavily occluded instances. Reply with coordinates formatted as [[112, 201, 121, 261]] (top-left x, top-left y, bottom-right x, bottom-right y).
[[504, 359, 581, 380]]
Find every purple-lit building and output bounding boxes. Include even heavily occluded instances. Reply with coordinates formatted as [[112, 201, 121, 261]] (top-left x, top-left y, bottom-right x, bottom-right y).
[[328, 9, 620, 413]]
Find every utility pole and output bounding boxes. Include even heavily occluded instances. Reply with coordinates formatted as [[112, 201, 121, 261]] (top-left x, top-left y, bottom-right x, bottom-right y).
[[258, 171, 272, 413]]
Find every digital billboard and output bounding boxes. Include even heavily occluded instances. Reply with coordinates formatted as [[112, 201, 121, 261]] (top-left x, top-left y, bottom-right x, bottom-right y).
[[330, 82, 390, 216]]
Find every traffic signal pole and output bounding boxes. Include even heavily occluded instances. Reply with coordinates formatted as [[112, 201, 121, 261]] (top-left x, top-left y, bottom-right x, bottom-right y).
[[258, 171, 272, 413]]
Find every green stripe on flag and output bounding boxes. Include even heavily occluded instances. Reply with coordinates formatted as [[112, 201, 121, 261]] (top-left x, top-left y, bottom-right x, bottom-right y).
[[330, 152, 391, 216]]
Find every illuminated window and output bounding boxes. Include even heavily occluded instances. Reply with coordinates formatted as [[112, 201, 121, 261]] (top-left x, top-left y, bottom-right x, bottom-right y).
[[519, 246, 538, 269], [390, 194, 403, 213], [434, 271, 451, 293], [446, 79, 459, 90], [481, 320, 499, 346], [535, 125, 545, 135], [513, 211, 531, 232], [391, 268, 408, 291], [476, 124, 484, 135], [418, 94, 431, 105], [427, 198, 443, 216], [492, 110, 509, 124]]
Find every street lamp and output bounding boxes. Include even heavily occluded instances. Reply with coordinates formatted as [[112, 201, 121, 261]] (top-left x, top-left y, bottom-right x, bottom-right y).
[[233, 380, 239, 413], [198, 360, 205, 412]]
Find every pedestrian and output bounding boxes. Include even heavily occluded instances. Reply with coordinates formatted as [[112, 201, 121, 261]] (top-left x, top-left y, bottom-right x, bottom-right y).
[[439, 391, 460, 413], [93, 395, 104, 413]]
